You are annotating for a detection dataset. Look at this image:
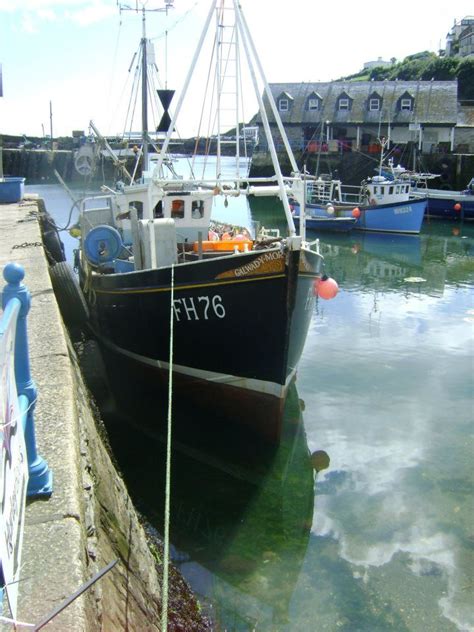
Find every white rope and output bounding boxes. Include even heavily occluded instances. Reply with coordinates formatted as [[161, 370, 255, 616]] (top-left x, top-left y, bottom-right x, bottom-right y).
[[161, 263, 174, 632], [1, 396, 37, 430], [0, 615, 34, 628]]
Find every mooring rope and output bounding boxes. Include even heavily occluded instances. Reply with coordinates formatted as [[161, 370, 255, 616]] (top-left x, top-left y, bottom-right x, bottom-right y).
[[161, 263, 174, 632]]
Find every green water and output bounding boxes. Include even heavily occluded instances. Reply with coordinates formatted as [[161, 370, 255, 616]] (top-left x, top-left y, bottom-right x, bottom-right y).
[[30, 184, 474, 631]]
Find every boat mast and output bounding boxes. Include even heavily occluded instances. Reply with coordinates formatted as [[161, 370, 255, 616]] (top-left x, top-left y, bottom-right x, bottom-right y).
[[118, 1, 174, 173], [141, 6, 149, 171]]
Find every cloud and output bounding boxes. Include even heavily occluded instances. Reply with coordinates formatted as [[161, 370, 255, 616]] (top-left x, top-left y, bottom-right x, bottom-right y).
[[0, 1, 116, 27], [20, 12, 37, 33], [65, 3, 116, 26]]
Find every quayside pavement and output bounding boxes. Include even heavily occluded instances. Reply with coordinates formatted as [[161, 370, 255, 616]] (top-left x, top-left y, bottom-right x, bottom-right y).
[[0, 195, 90, 629]]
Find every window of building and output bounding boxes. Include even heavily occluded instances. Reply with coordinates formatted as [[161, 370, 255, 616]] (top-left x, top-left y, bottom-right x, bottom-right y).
[[308, 98, 319, 111], [401, 98, 412, 111], [279, 99, 289, 112], [338, 98, 350, 111], [369, 98, 380, 111]]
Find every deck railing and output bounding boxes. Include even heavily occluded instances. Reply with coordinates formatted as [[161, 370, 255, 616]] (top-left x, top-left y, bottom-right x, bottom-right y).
[[0, 262, 53, 619]]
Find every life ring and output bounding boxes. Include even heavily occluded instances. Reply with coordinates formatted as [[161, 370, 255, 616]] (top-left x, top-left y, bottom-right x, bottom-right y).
[[74, 153, 94, 176]]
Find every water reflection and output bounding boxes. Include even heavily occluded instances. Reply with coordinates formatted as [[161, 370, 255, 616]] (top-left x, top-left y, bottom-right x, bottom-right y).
[[312, 223, 474, 297], [103, 383, 322, 630], [296, 219, 473, 631]]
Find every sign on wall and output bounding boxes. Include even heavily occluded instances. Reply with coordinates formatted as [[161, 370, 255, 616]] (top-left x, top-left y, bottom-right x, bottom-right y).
[[0, 308, 29, 620]]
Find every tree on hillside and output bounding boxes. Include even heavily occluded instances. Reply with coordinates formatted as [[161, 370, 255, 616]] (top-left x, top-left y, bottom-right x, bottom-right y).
[[456, 58, 474, 100], [389, 55, 437, 80], [420, 57, 459, 80]]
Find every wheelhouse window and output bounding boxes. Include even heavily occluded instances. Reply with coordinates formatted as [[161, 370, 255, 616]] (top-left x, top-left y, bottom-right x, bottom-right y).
[[308, 98, 319, 111], [401, 98, 412, 111], [279, 99, 289, 112], [192, 200, 204, 218], [171, 199, 185, 219], [338, 98, 350, 111], [369, 98, 380, 111]]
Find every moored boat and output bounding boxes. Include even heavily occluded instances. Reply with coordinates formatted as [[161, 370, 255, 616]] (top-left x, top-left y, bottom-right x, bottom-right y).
[[411, 178, 474, 220], [291, 171, 427, 234], [63, 0, 328, 444]]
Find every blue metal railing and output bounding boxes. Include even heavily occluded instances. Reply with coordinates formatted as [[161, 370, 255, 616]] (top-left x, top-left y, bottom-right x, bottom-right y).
[[1, 262, 54, 616], [1, 262, 53, 498]]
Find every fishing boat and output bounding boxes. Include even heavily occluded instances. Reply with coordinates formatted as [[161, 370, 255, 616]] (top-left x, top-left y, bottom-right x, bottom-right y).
[[291, 207, 357, 233], [291, 150, 428, 234], [54, 0, 327, 444], [410, 177, 474, 221]]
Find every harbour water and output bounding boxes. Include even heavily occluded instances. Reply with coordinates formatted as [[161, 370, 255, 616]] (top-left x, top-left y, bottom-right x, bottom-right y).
[[26, 180, 474, 631]]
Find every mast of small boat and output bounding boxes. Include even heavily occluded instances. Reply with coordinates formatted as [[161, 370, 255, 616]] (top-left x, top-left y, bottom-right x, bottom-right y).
[[140, 6, 149, 172], [377, 136, 388, 177]]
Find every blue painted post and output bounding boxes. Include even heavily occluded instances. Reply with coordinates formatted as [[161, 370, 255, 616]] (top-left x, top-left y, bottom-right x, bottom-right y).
[[2, 263, 53, 497]]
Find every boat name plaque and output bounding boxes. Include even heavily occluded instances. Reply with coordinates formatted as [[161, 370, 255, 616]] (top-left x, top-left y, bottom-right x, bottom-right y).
[[220, 250, 285, 279]]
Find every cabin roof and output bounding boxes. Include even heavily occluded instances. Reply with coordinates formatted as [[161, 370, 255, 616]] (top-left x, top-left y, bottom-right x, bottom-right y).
[[261, 80, 459, 125]]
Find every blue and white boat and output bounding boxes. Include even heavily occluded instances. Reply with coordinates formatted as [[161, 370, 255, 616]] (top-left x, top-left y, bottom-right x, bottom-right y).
[[291, 170, 427, 235], [411, 178, 474, 221], [291, 206, 357, 233]]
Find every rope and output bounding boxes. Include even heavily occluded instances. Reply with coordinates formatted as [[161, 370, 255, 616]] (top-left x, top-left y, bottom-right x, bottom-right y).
[[1, 396, 38, 430], [161, 263, 174, 632]]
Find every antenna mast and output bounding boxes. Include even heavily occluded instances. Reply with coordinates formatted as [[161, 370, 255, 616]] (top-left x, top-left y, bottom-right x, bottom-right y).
[[117, 1, 174, 172]]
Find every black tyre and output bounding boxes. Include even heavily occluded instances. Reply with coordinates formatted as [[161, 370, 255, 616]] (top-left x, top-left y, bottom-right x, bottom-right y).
[[49, 262, 89, 331], [39, 212, 66, 264]]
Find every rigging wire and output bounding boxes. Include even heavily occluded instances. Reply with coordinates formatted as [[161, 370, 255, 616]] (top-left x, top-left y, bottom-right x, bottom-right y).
[[161, 263, 175, 632], [104, 14, 125, 135], [150, 1, 199, 42]]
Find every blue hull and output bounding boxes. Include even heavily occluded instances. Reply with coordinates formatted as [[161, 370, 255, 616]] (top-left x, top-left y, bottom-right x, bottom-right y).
[[305, 198, 427, 234], [293, 215, 356, 233], [425, 195, 474, 220]]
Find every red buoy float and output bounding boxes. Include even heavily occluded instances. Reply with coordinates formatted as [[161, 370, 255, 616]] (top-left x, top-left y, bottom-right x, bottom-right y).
[[454, 203, 462, 212], [352, 207, 361, 219], [314, 275, 339, 300]]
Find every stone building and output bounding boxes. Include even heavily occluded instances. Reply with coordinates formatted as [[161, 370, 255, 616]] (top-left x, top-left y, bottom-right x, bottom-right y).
[[256, 79, 474, 155], [445, 16, 474, 57]]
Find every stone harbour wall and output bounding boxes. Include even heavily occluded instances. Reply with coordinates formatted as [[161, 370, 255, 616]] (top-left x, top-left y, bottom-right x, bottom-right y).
[[0, 196, 211, 631]]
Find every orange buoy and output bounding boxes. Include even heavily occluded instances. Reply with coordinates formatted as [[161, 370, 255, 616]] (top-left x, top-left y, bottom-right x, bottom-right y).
[[352, 207, 361, 218], [454, 203, 462, 212], [316, 275, 339, 300]]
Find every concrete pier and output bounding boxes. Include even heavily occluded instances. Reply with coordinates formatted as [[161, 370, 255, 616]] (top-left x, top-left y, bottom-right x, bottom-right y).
[[0, 197, 210, 630]]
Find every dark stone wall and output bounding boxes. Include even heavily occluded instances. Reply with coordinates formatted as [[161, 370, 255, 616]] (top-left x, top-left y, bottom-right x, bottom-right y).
[[250, 149, 474, 190]]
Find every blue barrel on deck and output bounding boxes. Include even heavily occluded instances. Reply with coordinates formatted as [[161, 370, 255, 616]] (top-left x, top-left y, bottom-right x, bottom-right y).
[[0, 177, 26, 203]]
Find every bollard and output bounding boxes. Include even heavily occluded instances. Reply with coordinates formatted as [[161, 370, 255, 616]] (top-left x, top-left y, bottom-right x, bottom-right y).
[[2, 263, 53, 497]]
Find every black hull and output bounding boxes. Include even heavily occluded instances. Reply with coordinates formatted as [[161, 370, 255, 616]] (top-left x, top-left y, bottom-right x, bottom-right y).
[[80, 246, 321, 442]]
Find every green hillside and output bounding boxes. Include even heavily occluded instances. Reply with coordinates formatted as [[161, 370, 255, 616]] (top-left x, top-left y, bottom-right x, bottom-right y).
[[339, 52, 474, 100]]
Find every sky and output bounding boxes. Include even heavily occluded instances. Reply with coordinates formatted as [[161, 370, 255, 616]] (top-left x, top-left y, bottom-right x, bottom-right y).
[[0, 0, 473, 139]]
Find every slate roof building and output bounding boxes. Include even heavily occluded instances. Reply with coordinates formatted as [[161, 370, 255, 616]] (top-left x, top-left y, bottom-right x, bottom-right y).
[[256, 80, 474, 155]]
